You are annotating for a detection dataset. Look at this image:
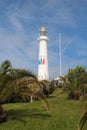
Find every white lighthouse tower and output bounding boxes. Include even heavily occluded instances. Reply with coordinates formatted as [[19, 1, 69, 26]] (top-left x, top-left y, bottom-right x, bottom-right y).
[[38, 26, 49, 80]]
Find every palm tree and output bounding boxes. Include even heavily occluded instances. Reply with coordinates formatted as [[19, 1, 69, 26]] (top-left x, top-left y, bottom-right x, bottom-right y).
[[15, 77, 50, 112], [78, 109, 87, 130], [0, 60, 12, 123], [0, 60, 50, 123]]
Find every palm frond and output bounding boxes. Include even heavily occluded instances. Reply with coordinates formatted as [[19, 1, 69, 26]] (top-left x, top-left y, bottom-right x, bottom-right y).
[[0, 60, 12, 75], [15, 77, 50, 112], [36, 91, 50, 113], [78, 110, 87, 130], [12, 69, 37, 80]]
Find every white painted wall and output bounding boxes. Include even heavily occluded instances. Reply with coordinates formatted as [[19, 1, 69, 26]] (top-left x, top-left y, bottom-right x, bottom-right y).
[[38, 34, 49, 80]]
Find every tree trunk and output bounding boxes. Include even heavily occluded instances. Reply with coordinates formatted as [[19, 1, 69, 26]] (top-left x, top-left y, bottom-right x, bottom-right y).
[[0, 105, 6, 123], [30, 95, 33, 103]]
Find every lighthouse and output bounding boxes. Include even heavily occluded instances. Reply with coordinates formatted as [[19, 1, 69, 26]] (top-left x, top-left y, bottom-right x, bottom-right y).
[[38, 26, 49, 80]]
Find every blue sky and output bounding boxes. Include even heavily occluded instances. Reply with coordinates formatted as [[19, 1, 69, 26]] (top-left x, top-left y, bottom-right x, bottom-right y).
[[0, 0, 87, 79]]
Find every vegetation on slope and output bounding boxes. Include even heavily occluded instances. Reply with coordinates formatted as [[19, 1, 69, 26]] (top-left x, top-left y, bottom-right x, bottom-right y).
[[0, 88, 86, 130]]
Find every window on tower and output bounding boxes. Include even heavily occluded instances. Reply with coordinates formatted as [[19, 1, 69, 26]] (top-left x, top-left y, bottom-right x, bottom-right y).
[[40, 31, 47, 36]]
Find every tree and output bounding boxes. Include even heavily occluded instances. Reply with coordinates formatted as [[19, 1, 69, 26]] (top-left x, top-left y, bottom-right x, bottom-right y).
[[60, 66, 87, 100], [8, 68, 37, 103], [0, 60, 50, 123], [59, 66, 87, 129], [15, 77, 50, 111], [0, 60, 12, 122]]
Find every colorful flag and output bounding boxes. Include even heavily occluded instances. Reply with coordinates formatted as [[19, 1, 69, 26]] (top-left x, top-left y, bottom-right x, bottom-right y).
[[42, 58, 45, 64], [38, 57, 45, 65]]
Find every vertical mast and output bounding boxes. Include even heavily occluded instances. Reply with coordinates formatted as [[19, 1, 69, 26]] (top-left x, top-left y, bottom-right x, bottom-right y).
[[59, 33, 62, 76]]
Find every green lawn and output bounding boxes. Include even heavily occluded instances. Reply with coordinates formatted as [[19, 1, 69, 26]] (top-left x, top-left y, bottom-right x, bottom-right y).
[[0, 88, 87, 130]]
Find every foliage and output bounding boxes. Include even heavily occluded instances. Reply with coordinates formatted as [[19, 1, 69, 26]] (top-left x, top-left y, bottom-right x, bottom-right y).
[[8, 69, 38, 103], [40, 80, 58, 97], [0, 75, 14, 103], [0, 60, 50, 123], [78, 109, 87, 130], [0, 60, 12, 75], [59, 66, 87, 130], [78, 101, 87, 130], [60, 66, 87, 100], [0, 60, 12, 122], [0, 89, 87, 130]]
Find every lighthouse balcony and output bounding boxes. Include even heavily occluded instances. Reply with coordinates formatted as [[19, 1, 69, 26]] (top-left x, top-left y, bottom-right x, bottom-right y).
[[38, 36, 49, 42]]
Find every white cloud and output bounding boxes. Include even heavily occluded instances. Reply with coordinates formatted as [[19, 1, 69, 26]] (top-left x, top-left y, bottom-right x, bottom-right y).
[[8, 15, 24, 32]]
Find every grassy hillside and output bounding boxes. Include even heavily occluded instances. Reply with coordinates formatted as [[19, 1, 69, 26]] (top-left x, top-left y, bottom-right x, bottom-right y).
[[0, 88, 87, 130]]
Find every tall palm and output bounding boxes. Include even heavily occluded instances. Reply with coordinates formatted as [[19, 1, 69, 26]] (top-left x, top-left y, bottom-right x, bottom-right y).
[[0, 60, 15, 103], [0, 60, 12, 123], [0, 60, 50, 123]]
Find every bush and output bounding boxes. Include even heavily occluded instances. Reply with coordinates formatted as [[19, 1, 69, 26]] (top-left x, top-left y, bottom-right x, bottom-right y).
[[68, 90, 80, 100]]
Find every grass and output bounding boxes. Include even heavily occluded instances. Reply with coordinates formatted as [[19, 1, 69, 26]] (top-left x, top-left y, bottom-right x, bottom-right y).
[[0, 88, 87, 130]]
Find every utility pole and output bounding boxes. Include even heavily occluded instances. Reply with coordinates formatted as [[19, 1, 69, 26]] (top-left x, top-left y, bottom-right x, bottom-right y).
[[59, 33, 62, 76]]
